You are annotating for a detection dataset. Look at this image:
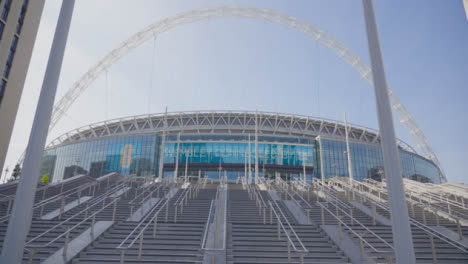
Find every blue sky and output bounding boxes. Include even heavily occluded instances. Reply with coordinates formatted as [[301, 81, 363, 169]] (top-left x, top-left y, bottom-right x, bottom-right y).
[[4, 0, 468, 183]]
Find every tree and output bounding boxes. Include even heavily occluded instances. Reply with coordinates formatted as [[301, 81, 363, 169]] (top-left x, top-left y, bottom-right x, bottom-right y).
[[41, 174, 49, 184], [10, 164, 21, 181]]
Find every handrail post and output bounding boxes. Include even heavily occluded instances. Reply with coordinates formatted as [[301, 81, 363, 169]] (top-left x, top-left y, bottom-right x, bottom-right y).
[[62, 228, 70, 257], [120, 249, 126, 264], [112, 199, 117, 221], [359, 238, 365, 262], [174, 205, 178, 223], [372, 204, 376, 226], [457, 219, 463, 241], [165, 201, 169, 222], [42, 188, 46, 201], [91, 215, 96, 237], [7, 199, 12, 215], [429, 234, 437, 264], [338, 218, 343, 241], [321, 207, 325, 226], [138, 233, 144, 259], [59, 197, 65, 220], [277, 221, 281, 239], [287, 241, 291, 262], [435, 210, 439, 226], [153, 217, 157, 238]]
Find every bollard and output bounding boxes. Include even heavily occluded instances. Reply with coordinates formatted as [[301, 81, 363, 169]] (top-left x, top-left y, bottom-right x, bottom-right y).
[[62, 229, 70, 257]]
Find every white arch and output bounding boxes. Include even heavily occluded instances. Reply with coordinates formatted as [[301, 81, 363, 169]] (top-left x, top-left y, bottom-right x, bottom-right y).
[[47, 6, 445, 181]]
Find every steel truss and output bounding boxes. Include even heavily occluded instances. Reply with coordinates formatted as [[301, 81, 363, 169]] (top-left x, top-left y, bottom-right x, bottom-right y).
[[47, 110, 417, 153], [39, 6, 444, 181]]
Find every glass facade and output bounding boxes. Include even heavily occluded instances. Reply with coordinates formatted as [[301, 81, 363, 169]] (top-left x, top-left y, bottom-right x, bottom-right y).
[[319, 138, 441, 183], [40, 132, 441, 184]]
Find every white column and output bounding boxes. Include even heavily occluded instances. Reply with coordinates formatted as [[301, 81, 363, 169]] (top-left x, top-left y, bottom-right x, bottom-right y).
[[184, 150, 189, 183], [248, 134, 252, 184], [344, 112, 354, 184], [244, 151, 247, 179], [254, 111, 259, 184], [317, 136, 325, 184], [302, 153, 307, 182], [173, 133, 180, 183], [0, 1, 76, 262], [157, 108, 168, 181], [362, 1, 416, 263]]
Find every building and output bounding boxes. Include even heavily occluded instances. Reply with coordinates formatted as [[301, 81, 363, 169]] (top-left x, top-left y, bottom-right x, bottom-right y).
[[40, 110, 443, 184], [0, 0, 46, 174]]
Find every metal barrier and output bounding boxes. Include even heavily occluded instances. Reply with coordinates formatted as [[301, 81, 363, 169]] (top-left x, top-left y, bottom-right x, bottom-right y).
[[269, 200, 308, 264]]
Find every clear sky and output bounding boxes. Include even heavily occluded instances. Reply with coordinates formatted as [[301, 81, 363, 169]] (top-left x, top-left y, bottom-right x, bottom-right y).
[[4, 0, 468, 183]]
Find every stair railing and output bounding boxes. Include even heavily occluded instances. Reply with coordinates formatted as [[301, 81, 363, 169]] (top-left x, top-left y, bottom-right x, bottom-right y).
[[268, 200, 308, 264], [24, 193, 122, 261], [201, 183, 227, 263], [338, 178, 468, 257], [317, 201, 394, 263], [116, 198, 168, 263]]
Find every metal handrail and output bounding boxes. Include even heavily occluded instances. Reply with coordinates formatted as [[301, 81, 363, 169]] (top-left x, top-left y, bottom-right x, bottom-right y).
[[338, 179, 468, 253], [25, 196, 120, 251], [0, 181, 98, 223], [116, 198, 169, 262], [201, 183, 227, 251], [174, 185, 191, 207], [311, 178, 351, 210], [268, 200, 308, 254], [128, 184, 162, 205], [317, 201, 394, 261], [357, 178, 468, 222], [201, 200, 216, 249], [116, 198, 167, 250], [25, 177, 132, 247]]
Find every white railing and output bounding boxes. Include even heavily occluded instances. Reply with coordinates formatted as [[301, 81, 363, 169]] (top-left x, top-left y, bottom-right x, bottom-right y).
[[201, 183, 227, 263], [117, 198, 168, 263], [269, 200, 308, 264]]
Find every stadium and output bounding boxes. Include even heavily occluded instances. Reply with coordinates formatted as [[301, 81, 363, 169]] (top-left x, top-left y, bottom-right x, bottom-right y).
[[1, 3, 467, 264], [40, 110, 443, 184]]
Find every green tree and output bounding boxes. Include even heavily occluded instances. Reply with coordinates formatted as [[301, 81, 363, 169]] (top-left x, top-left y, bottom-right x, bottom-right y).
[[10, 164, 21, 182], [41, 174, 49, 184]]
